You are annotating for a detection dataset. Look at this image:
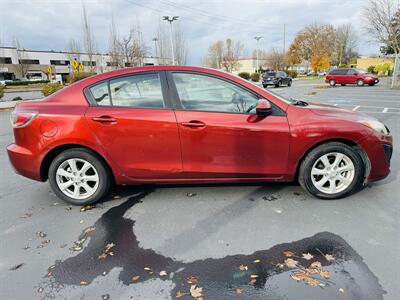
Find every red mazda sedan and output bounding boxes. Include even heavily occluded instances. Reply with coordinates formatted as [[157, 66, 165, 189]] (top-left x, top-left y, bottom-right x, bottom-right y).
[[7, 66, 392, 204]]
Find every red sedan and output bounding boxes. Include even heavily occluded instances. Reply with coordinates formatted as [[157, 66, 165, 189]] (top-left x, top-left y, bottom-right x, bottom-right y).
[[7, 66, 392, 204]]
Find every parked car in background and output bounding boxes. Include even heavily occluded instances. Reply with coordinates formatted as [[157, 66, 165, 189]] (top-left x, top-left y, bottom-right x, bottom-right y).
[[262, 71, 292, 87], [306, 71, 317, 76], [7, 66, 392, 205], [326, 68, 379, 87], [318, 71, 327, 76]]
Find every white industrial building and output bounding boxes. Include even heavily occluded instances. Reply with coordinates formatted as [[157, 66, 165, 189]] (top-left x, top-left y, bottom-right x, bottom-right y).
[[0, 46, 171, 81]]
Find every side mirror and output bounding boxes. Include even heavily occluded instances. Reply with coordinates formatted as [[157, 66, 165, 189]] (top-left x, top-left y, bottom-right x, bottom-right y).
[[256, 99, 272, 116]]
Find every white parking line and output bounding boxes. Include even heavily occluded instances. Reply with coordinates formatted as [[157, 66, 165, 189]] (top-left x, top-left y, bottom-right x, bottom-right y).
[[352, 106, 360, 111]]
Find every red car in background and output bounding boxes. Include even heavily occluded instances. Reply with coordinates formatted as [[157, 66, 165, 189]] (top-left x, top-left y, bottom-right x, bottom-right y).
[[7, 66, 392, 205], [326, 68, 379, 86]]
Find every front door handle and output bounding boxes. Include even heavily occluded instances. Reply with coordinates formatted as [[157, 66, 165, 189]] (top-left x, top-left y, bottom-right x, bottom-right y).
[[180, 120, 206, 128], [92, 116, 117, 124]]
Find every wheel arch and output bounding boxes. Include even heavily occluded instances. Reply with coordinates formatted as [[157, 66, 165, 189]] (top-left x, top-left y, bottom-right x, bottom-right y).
[[40, 144, 116, 184], [293, 138, 370, 183]]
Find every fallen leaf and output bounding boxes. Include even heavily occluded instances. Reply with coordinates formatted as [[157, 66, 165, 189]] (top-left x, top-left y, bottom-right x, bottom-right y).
[[175, 290, 185, 298], [325, 254, 335, 262], [79, 220, 84, 224], [291, 271, 309, 281], [186, 193, 197, 197], [250, 274, 258, 278], [98, 253, 107, 260], [101, 294, 110, 300], [235, 287, 243, 294], [84, 226, 96, 234], [37, 231, 47, 238], [144, 267, 152, 271], [105, 243, 115, 251], [159, 270, 167, 276], [187, 275, 198, 284], [9, 263, 24, 271], [318, 283, 326, 288], [239, 264, 248, 271], [190, 285, 203, 298], [249, 278, 257, 284], [302, 253, 314, 260], [65, 206, 72, 211], [319, 270, 330, 279], [283, 250, 295, 257], [338, 288, 345, 293], [132, 275, 140, 281], [285, 258, 298, 268], [47, 271, 52, 277], [306, 277, 318, 286], [291, 274, 302, 282], [80, 280, 88, 285], [37, 287, 43, 293], [253, 259, 261, 263], [310, 261, 322, 268], [80, 204, 95, 212]]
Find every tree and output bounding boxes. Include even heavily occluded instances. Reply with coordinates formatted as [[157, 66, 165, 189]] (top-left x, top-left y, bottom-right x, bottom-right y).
[[173, 23, 187, 65], [363, 0, 400, 55], [221, 38, 244, 72], [65, 38, 81, 63], [119, 24, 147, 67], [81, 5, 97, 72], [332, 24, 359, 66], [265, 48, 286, 70], [13, 38, 30, 78], [156, 21, 170, 64], [204, 41, 224, 68], [108, 17, 123, 68], [311, 51, 330, 71]]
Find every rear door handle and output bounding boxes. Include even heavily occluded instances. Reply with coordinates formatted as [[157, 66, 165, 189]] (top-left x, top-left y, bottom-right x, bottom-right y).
[[180, 120, 206, 128], [92, 116, 117, 123]]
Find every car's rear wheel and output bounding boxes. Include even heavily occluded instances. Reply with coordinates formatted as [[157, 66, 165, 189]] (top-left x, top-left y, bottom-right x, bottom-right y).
[[275, 81, 281, 88], [329, 79, 336, 86], [298, 142, 364, 199], [48, 148, 111, 205], [356, 79, 364, 86], [287, 80, 292, 87], [341, 83, 346, 86]]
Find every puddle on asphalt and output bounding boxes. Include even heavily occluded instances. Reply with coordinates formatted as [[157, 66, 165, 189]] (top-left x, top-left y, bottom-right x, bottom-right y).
[[44, 189, 385, 299]]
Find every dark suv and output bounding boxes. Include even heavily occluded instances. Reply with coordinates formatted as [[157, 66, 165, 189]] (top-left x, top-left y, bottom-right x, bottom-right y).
[[326, 68, 379, 87], [262, 71, 292, 88]]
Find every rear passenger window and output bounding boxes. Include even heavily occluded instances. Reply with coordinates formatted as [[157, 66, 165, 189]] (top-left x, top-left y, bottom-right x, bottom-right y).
[[109, 73, 164, 108], [89, 82, 111, 106]]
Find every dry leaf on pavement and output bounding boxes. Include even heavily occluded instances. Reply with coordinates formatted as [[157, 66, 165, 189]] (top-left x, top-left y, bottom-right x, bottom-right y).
[[239, 264, 248, 271], [325, 254, 335, 261], [285, 258, 298, 268], [310, 261, 322, 268], [302, 253, 314, 260], [80, 204, 95, 212], [283, 250, 295, 257], [159, 270, 167, 276], [235, 287, 243, 294], [338, 288, 345, 293], [132, 275, 140, 281], [253, 259, 261, 263], [187, 275, 198, 284], [190, 285, 203, 298]]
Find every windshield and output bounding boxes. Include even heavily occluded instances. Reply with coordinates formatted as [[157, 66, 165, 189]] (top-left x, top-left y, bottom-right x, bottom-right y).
[[264, 72, 276, 77], [354, 68, 368, 74]]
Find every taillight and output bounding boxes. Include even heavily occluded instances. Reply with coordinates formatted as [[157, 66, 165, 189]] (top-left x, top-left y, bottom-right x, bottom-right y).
[[10, 111, 38, 128]]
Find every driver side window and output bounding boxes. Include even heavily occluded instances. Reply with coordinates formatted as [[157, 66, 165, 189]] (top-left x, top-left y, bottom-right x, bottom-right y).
[[172, 72, 259, 113]]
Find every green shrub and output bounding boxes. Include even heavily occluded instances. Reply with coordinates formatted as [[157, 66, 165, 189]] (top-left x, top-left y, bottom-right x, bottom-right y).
[[42, 82, 63, 97], [238, 72, 250, 80], [250, 72, 260, 82], [286, 70, 298, 78], [374, 63, 391, 76], [0, 84, 4, 99], [67, 72, 96, 84], [367, 65, 377, 74], [5, 80, 50, 86]]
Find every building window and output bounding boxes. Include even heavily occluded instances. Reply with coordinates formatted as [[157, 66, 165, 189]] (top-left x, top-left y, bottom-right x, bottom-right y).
[[0, 57, 12, 64], [19, 59, 40, 65], [106, 61, 118, 67], [82, 61, 96, 66], [50, 60, 70, 66]]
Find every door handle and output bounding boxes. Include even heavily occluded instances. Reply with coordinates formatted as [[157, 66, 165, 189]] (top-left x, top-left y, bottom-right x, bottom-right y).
[[92, 116, 117, 123], [180, 120, 206, 128]]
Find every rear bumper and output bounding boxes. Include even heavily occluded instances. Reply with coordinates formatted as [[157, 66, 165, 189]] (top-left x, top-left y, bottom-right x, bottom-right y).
[[7, 143, 42, 181]]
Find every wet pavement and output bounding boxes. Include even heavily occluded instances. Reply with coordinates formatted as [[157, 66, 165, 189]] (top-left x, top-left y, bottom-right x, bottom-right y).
[[0, 79, 399, 299]]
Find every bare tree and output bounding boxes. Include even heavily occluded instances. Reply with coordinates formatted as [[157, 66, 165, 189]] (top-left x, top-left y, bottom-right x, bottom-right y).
[[363, 0, 400, 54], [266, 48, 286, 70], [13, 38, 30, 78], [65, 38, 81, 62], [221, 38, 244, 72], [108, 17, 124, 68], [156, 21, 170, 64], [81, 5, 97, 72], [333, 24, 358, 66], [118, 24, 147, 67], [173, 23, 187, 65], [204, 41, 224, 68]]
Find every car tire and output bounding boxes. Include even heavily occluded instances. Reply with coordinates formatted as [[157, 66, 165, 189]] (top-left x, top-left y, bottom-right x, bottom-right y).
[[287, 80, 292, 87], [341, 84, 346, 86], [329, 79, 336, 87], [48, 148, 111, 205], [263, 84, 267, 88], [356, 79, 364, 86], [298, 142, 364, 199], [275, 81, 281, 88]]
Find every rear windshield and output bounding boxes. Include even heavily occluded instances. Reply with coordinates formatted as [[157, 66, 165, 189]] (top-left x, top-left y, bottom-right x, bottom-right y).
[[264, 72, 276, 77]]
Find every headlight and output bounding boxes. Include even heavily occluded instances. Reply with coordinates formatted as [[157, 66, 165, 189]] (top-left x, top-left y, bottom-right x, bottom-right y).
[[358, 119, 390, 135]]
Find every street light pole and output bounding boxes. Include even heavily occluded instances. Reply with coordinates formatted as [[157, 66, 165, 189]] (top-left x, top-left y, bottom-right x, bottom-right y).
[[163, 16, 179, 65], [254, 36, 263, 71], [152, 37, 158, 57]]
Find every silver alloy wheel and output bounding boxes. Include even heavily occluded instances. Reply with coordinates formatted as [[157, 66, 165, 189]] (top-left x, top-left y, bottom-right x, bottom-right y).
[[311, 152, 355, 194], [55, 158, 99, 200]]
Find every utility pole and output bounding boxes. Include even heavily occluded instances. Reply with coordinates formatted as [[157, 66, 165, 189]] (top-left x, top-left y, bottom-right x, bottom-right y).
[[253, 36, 263, 72], [152, 37, 158, 57], [283, 24, 286, 54], [162, 16, 179, 65]]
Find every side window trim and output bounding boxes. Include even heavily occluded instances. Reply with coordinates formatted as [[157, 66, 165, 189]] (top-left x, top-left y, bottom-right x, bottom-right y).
[[83, 71, 172, 109], [166, 70, 286, 116]]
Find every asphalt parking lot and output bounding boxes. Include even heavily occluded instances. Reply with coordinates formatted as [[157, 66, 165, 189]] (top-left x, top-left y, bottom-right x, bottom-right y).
[[0, 78, 399, 300]]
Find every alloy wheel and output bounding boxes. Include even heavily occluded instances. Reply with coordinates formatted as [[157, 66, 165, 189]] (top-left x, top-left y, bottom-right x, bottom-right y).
[[55, 158, 99, 200], [310, 152, 355, 194]]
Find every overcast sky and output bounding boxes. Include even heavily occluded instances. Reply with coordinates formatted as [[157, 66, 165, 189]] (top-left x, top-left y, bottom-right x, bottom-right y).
[[0, 0, 381, 65]]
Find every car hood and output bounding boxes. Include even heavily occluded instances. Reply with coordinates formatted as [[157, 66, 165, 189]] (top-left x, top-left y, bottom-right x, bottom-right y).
[[305, 102, 374, 122]]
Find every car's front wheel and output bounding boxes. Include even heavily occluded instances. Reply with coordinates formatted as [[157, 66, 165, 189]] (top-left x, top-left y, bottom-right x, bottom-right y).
[[48, 148, 111, 205], [357, 79, 365, 86], [329, 79, 336, 86], [287, 80, 292, 87], [298, 142, 364, 199]]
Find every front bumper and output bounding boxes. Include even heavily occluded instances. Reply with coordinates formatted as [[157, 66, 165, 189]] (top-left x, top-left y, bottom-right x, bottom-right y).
[[7, 143, 42, 181], [365, 77, 379, 85]]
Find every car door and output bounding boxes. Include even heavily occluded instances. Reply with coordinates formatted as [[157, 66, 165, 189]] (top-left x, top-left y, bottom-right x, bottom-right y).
[[281, 72, 289, 84], [84, 71, 182, 179], [168, 71, 290, 179], [346, 69, 358, 84]]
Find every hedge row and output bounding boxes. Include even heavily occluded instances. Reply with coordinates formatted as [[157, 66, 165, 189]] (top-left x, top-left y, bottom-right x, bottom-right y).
[[5, 80, 50, 86]]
